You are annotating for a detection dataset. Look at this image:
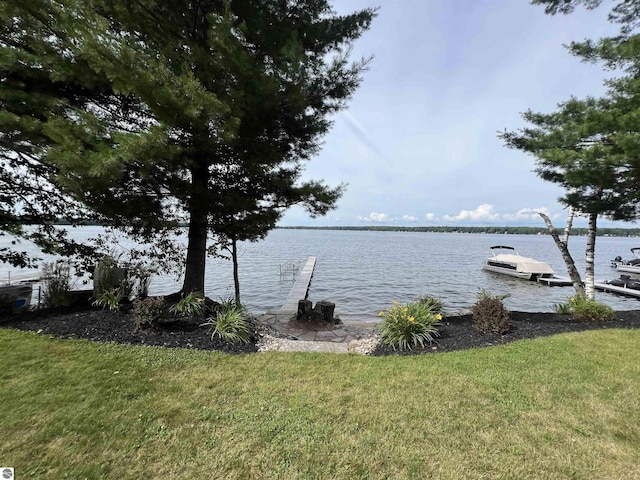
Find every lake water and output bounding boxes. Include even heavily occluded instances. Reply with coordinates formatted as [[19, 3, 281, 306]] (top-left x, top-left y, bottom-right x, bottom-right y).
[[3, 227, 640, 318]]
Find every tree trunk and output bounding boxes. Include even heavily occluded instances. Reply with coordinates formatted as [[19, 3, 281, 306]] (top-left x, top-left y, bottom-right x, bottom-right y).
[[539, 212, 584, 295], [181, 164, 209, 294], [231, 238, 241, 305], [584, 212, 597, 300], [563, 206, 575, 245]]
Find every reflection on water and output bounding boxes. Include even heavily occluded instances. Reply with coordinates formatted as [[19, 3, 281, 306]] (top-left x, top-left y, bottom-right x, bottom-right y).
[[2, 227, 640, 316]]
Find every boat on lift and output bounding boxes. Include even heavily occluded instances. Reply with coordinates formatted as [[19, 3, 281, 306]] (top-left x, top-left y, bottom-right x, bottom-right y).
[[482, 245, 555, 280], [611, 247, 640, 275]]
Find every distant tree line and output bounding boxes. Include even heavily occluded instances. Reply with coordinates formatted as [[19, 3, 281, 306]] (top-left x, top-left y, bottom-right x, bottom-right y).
[[277, 225, 640, 237]]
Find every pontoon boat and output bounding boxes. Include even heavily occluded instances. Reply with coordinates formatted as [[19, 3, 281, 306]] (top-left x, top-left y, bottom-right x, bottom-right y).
[[482, 245, 555, 280]]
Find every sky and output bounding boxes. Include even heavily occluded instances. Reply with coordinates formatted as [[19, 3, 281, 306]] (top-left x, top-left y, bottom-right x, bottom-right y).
[[278, 0, 632, 228]]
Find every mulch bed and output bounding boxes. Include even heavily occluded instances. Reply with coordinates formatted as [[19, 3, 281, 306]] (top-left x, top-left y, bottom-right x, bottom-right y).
[[372, 310, 640, 355], [0, 306, 260, 354], [2, 307, 640, 355]]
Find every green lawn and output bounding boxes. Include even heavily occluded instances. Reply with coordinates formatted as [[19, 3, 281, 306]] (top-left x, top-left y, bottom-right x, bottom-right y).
[[1, 328, 639, 479]]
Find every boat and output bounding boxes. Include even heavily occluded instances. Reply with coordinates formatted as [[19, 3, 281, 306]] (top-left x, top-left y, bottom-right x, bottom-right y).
[[605, 274, 640, 290], [482, 245, 555, 280], [0, 283, 33, 312], [595, 275, 640, 298], [611, 248, 640, 275]]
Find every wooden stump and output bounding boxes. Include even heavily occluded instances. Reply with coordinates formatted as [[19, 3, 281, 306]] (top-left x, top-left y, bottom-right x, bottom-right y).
[[314, 300, 335, 323], [297, 299, 312, 319]]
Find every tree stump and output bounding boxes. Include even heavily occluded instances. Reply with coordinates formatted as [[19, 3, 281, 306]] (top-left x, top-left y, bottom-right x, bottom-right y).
[[314, 300, 335, 323], [297, 299, 312, 319]]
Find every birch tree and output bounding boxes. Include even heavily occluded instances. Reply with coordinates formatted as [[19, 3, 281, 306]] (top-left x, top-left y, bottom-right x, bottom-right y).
[[538, 209, 585, 295], [501, 0, 640, 299]]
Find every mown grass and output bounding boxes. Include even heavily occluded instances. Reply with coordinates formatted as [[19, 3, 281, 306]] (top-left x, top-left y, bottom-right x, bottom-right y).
[[1, 328, 639, 479]]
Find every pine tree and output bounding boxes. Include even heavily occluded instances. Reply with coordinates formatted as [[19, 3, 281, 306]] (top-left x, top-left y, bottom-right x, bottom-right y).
[[1, 0, 375, 295], [502, 0, 640, 298]]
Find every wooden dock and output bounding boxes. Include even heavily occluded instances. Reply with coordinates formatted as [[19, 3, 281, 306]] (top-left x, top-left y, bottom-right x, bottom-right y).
[[280, 256, 316, 312], [594, 281, 640, 299], [1, 271, 41, 284], [537, 276, 573, 287]]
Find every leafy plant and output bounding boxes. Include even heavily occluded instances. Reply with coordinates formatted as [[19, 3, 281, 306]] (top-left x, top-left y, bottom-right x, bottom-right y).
[[169, 292, 205, 317], [202, 302, 250, 345], [471, 289, 510, 334], [416, 294, 444, 314], [475, 288, 510, 302], [94, 255, 132, 298], [377, 300, 442, 350], [93, 288, 125, 312], [555, 294, 614, 322], [553, 301, 573, 315], [132, 296, 166, 330], [42, 261, 74, 308], [128, 262, 155, 299]]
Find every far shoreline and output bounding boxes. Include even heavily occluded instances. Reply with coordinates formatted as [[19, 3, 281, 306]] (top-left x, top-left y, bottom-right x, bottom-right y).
[[276, 225, 640, 237]]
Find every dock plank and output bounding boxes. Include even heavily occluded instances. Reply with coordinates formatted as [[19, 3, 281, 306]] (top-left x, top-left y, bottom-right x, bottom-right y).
[[1, 271, 41, 284], [537, 276, 573, 287], [594, 281, 640, 298], [280, 256, 316, 312]]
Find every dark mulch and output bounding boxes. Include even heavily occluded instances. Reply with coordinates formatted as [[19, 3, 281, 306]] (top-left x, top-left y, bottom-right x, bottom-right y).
[[373, 310, 640, 355], [0, 306, 260, 354], [2, 307, 640, 355]]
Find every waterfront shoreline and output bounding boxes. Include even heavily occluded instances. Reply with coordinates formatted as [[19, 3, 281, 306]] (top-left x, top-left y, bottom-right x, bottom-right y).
[[3, 307, 640, 355]]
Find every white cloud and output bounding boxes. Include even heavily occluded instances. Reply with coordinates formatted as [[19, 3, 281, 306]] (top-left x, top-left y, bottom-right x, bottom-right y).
[[402, 215, 418, 222], [502, 207, 551, 222], [443, 204, 500, 223], [358, 212, 392, 223], [425, 213, 437, 222]]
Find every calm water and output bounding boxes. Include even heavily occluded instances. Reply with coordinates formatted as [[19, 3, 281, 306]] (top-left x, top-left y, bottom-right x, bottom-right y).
[[3, 227, 640, 318]]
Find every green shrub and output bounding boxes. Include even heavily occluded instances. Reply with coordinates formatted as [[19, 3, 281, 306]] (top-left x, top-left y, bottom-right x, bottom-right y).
[[94, 255, 132, 298], [416, 294, 444, 314], [93, 288, 125, 312], [556, 293, 614, 322], [377, 300, 442, 350], [129, 262, 155, 299], [169, 292, 205, 317], [202, 302, 250, 345], [471, 289, 510, 334], [42, 261, 74, 308], [132, 296, 166, 329], [553, 301, 573, 315]]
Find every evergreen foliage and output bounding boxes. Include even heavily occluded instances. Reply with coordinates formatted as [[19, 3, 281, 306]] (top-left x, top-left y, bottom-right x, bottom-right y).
[[501, 0, 640, 298], [0, 1, 375, 296]]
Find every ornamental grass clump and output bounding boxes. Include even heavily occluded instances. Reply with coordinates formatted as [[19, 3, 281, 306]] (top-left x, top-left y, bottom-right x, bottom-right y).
[[201, 301, 250, 345], [93, 288, 125, 312], [416, 294, 444, 314], [377, 300, 442, 350], [471, 288, 510, 334], [42, 261, 74, 308], [554, 293, 614, 322], [169, 292, 205, 318]]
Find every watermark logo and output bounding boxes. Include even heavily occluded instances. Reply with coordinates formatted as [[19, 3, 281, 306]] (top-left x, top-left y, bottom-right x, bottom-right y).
[[1, 468, 14, 479]]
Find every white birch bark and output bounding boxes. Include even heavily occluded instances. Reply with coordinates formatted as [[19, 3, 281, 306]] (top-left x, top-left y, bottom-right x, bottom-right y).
[[584, 213, 597, 300], [563, 206, 575, 245], [539, 212, 585, 295]]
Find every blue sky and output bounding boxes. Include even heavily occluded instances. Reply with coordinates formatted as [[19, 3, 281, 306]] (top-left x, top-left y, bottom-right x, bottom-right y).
[[279, 0, 631, 228]]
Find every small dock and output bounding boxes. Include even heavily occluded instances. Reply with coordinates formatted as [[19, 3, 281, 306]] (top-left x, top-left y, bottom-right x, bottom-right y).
[[1, 271, 41, 284], [594, 281, 640, 299], [280, 256, 316, 312], [537, 276, 573, 287]]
